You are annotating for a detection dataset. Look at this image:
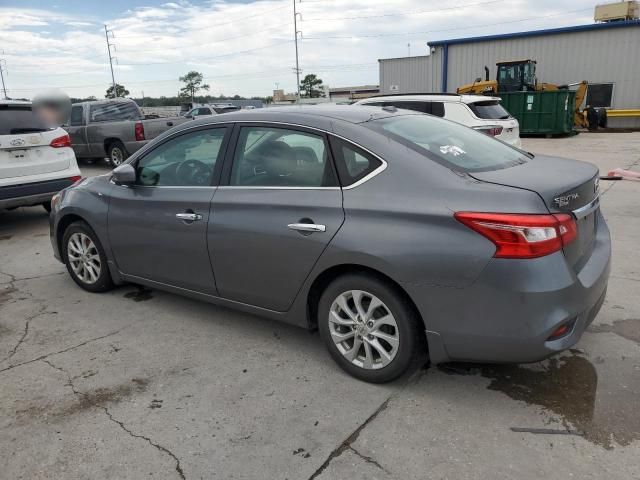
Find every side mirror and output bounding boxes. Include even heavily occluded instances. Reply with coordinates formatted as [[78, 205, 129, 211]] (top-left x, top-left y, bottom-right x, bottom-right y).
[[475, 77, 482, 83], [112, 164, 136, 184]]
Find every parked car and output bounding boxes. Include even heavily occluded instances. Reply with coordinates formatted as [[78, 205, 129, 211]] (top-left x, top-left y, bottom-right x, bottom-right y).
[[50, 106, 609, 383], [355, 93, 522, 148], [212, 104, 241, 113], [183, 105, 217, 119], [1, 100, 81, 212], [65, 98, 189, 166]]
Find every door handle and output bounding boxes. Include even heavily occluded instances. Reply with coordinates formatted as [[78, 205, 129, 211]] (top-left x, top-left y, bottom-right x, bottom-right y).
[[288, 223, 326, 233], [176, 212, 202, 222], [167, 121, 174, 126]]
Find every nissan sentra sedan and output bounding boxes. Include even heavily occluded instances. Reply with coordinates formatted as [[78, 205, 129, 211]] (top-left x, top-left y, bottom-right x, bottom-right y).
[[50, 106, 610, 383]]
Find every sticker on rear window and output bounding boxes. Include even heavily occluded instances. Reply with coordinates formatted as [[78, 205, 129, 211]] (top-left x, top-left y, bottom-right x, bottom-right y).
[[439, 145, 466, 156]]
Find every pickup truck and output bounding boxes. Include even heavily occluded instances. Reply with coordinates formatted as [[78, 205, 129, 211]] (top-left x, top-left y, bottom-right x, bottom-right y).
[[65, 98, 189, 166]]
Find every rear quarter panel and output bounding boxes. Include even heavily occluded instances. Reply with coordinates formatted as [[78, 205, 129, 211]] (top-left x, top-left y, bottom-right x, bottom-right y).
[[315, 121, 550, 289]]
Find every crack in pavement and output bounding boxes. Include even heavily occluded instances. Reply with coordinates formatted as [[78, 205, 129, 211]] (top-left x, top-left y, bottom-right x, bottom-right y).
[[0, 268, 60, 364], [41, 358, 186, 480], [308, 399, 391, 479], [308, 369, 427, 480], [0, 270, 66, 286], [347, 445, 391, 474], [0, 330, 122, 374]]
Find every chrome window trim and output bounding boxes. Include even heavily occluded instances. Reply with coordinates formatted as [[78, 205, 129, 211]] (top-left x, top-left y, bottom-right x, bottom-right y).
[[572, 195, 600, 219], [125, 119, 389, 190]]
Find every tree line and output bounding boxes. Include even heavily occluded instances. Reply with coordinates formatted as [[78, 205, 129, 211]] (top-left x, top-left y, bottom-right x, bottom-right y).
[[70, 70, 326, 105]]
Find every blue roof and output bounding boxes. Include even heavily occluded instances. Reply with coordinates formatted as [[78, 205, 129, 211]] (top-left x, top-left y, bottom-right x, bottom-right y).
[[427, 20, 640, 47]]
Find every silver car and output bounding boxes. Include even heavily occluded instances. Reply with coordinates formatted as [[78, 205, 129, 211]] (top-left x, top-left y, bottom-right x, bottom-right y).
[[50, 106, 610, 383]]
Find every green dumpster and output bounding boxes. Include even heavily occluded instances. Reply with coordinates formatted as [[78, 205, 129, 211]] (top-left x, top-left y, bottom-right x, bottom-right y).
[[497, 90, 575, 135]]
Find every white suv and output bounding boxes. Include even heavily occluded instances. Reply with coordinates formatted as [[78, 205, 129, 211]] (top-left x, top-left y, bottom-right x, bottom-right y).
[[355, 94, 521, 148], [1, 100, 81, 212]]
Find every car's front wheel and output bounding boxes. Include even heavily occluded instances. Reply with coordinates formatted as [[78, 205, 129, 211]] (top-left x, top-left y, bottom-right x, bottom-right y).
[[62, 221, 114, 292], [318, 273, 424, 383]]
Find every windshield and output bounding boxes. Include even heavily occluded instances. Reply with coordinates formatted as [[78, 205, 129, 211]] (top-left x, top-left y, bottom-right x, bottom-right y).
[[468, 101, 511, 120], [368, 115, 528, 172], [0, 104, 52, 135]]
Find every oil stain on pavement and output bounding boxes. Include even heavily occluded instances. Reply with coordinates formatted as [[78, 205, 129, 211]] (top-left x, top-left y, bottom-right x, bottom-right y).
[[440, 353, 640, 449], [124, 287, 154, 302]]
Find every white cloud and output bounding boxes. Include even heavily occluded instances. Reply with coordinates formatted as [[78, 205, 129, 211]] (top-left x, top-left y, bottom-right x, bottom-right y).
[[0, 0, 595, 99]]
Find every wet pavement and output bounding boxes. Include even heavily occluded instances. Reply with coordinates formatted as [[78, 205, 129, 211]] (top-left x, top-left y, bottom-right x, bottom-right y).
[[1, 135, 640, 479]]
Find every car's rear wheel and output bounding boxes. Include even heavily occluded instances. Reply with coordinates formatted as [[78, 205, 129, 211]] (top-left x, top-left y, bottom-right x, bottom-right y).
[[318, 273, 423, 383], [107, 141, 128, 167], [62, 221, 114, 292]]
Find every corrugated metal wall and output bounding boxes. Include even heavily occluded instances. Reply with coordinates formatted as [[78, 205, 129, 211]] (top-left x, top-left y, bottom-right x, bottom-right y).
[[380, 25, 640, 127], [378, 56, 438, 94]]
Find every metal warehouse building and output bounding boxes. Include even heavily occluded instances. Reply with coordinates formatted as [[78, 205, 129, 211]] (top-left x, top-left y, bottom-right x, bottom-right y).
[[379, 20, 640, 127]]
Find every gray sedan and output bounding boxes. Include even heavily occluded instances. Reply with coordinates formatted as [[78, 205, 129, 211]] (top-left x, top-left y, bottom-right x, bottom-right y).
[[49, 106, 610, 383]]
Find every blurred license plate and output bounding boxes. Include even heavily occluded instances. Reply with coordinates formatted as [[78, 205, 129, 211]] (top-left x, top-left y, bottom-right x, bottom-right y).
[[578, 210, 597, 256], [8, 149, 30, 160]]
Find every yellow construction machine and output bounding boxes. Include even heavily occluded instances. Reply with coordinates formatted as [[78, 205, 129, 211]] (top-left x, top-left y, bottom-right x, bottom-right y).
[[457, 59, 589, 127]]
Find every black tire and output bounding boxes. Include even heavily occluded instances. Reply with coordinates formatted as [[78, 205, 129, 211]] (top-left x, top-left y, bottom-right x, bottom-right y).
[[42, 201, 52, 213], [107, 141, 128, 167], [318, 273, 424, 383], [62, 221, 114, 293]]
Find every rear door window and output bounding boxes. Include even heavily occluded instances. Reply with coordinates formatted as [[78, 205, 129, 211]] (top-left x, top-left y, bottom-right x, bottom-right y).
[[468, 101, 511, 119], [0, 104, 51, 135], [230, 126, 337, 187], [329, 137, 382, 186]]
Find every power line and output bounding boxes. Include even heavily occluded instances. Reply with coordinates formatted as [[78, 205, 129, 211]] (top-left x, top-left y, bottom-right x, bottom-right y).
[[301, 7, 594, 40], [4, 62, 379, 92], [117, 39, 294, 66], [114, 22, 293, 55], [113, 3, 290, 39], [300, 0, 503, 22]]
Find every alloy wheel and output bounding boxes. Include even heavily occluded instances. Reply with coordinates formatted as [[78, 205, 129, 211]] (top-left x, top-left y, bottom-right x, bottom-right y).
[[110, 147, 123, 166], [329, 290, 399, 370], [67, 232, 101, 284]]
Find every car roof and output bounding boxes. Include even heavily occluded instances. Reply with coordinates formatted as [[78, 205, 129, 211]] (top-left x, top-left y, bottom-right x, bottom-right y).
[[0, 99, 31, 106], [72, 98, 135, 106], [359, 94, 500, 104], [183, 105, 420, 130]]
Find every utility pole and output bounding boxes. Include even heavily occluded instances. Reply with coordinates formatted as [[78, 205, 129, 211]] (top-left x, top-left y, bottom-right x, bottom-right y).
[[407, 42, 411, 57], [104, 25, 117, 98], [293, 0, 301, 102], [0, 58, 7, 100]]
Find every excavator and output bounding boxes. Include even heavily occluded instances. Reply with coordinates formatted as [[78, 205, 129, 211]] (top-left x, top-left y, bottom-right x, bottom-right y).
[[457, 59, 589, 127]]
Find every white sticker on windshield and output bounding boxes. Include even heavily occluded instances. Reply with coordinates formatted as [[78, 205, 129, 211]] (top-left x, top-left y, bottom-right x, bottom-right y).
[[439, 145, 466, 156]]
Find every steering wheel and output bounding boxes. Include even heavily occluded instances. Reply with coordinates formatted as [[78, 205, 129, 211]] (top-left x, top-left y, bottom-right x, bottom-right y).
[[175, 159, 212, 186]]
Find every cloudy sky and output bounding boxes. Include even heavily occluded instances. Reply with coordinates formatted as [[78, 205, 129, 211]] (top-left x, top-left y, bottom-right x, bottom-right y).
[[0, 0, 595, 99]]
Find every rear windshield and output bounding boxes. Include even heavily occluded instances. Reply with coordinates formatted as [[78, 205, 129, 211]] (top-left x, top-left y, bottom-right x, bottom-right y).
[[0, 105, 52, 135], [368, 114, 527, 172], [89, 101, 142, 122], [468, 100, 511, 119]]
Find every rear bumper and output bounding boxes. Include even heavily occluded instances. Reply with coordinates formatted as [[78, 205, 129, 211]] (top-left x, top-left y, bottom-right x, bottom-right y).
[[405, 211, 611, 364], [0, 178, 74, 209]]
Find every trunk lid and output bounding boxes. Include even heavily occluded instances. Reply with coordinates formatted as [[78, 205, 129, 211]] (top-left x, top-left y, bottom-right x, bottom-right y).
[[469, 155, 600, 270]]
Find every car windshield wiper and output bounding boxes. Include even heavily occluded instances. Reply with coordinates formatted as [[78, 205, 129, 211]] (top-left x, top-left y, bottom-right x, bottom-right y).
[[499, 115, 511, 119], [10, 127, 50, 134]]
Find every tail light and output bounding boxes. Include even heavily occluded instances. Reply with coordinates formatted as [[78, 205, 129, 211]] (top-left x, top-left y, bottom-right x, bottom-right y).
[[454, 212, 577, 259], [50, 134, 72, 148], [473, 125, 503, 137], [69, 175, 82, 184], [135, 122, 145, 141]]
